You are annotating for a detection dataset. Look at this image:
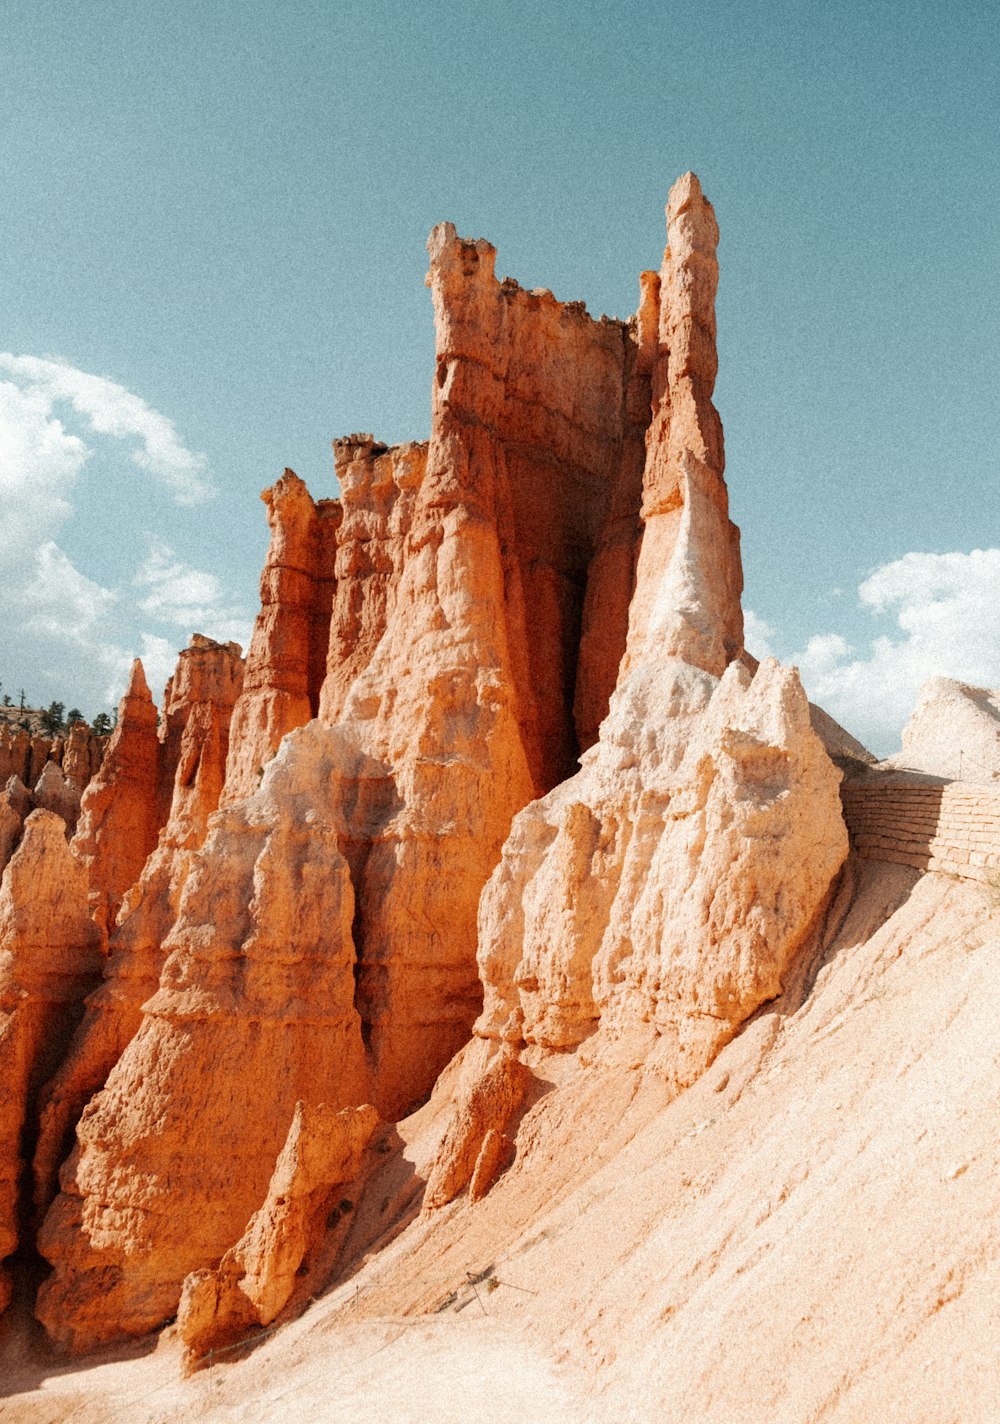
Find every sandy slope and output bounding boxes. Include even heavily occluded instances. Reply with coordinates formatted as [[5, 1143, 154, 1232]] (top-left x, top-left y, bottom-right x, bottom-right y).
[[4, 854, 998, 1422]]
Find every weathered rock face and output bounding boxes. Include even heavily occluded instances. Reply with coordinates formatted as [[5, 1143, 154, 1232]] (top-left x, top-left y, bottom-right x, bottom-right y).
[[177, 1100, 380, 1365], [621, 173, 743, 679], [0, 812, 102, 1312], [424, 1040, 531, 1210], [60, 722, 104, 793], [70, 661, 163, 939], [33, 204, 661, 1352], [423, 222, 647, 789], [36, 722, 371, 1352], [0, 724, 104, 811], [31, 172, 850, 1354], [319, 437, 427, 724], [333, 225, 657, 1114], [425, 175, 847, 1207], [223, 471, 340, 803], [891, 676, 1000, 783], [32, 638, 245, 1220]]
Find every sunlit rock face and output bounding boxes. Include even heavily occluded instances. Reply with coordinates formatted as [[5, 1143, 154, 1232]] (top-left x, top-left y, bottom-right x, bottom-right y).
[[425, 175, 847, 1206], [892, 676, 1000, 783], [32, 638, 245, 1223], [223, 469, 340, 805], [31, 174, 848, 1353], [0, 811, 102, 1312], [70, 661, 162, 939], [34, 192, 659, 1352]]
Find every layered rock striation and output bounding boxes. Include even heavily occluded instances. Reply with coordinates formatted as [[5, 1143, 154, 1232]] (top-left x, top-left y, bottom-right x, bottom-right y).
[[36, 722, 371, 1350], [0, 721, 106, 867], [27, 173, 852, 1354], [426, 174, 847, 1204], [33, 208, 664, 1349], [319, 437, 427, 724], [32, 638, 245, 1220], [0, 813, 102, 1311], [223, 470, 339, 803]]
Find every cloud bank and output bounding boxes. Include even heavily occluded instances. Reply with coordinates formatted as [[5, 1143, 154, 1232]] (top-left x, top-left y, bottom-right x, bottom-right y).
[[0, 354, 214, 506], [748, 549, 1000, 756], [0, 355, 249, 714]]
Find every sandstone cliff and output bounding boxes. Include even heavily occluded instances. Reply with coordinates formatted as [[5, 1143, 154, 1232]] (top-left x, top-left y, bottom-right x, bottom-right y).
[[32, 637, 245, 1223], [31, 190, 679, 1353], [0, 812, 102, 1312], [424, 173, 845, 1206], [0, 173, 995, 1424], [20, 173, 850, 1371], [223, 471, 339, 803]]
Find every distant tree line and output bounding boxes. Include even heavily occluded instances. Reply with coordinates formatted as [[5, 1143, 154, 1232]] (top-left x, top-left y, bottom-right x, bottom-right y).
[[0, 681, 117, 738]]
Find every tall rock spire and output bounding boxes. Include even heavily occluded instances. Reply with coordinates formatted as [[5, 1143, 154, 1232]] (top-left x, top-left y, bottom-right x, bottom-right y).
[[623, 171, 744, 678]]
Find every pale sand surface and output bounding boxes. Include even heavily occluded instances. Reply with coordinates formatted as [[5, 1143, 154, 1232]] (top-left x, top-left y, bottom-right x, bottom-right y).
[[4, 857, 1000, 1423], [1, 1317, 586, 1423]]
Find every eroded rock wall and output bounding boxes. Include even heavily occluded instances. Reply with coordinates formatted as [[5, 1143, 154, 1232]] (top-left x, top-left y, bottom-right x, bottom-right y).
[[36, 723, 370, 1351], [0, 723, 106, 856], [425, 175, 846, 1207], [32, 638, 244, 1220], [319, 437, 427, 724], [223, 471, 340, 803], [33, 204, 657, 1352], [0, 813, 102, 1311], [29, 172, 850, 1356], [425, 224, 644, 789]]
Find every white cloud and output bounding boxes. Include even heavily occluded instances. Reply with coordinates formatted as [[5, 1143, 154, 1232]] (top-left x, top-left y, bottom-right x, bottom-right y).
[[0, 380, 87, 547], [15, 541, 135, 701], [134, 539, 252, 650], [743, 608, 777, 660], [24, 541, 118, 640], [0, 354, 249, 716], [137, 634, 181, 703], [791, 549, 1000, 755], [0, 353, 214, 505]]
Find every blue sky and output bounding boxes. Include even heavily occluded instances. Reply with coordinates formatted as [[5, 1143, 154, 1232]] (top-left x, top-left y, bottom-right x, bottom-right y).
[[1, 0, 997, 752]]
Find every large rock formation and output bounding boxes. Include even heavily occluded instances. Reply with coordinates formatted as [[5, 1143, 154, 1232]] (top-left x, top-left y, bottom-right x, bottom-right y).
[[33, 200, 664, 1352], [36, 723, 371, 1351], [32, 638, 244, 1220], [70, 662, 164, 939], [223, 471, 339, 803], [0, 812, 102, 1311], [425, 174, 847, 1204], [0, 722, 104, 817], [885, 676, 1000, 783], [29, 173, 848, 1358]]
